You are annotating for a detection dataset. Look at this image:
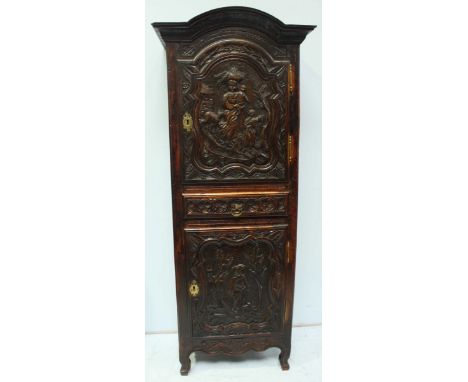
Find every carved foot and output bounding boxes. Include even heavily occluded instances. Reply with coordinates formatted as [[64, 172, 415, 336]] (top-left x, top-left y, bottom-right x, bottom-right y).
[[180, 354, 191, 376], [279, 349, 290, 371]]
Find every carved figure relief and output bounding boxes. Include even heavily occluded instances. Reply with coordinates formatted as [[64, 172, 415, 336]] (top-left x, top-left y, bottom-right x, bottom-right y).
[[198, 66, 270, 166], [186, 229, 286, 337], [179, 39, 289, 182]]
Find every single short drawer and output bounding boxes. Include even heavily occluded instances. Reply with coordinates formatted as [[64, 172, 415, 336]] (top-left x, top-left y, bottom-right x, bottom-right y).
[[183, 193, 288, 219]]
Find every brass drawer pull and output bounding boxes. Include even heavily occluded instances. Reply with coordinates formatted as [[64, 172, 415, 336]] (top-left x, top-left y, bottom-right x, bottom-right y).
[[230, 203, 243, 217], [189, 280, 199, 297]]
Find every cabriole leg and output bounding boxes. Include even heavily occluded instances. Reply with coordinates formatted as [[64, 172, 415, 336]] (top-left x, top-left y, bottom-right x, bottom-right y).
[[179, 351, 191, 376], [279, 347, 291, 370]]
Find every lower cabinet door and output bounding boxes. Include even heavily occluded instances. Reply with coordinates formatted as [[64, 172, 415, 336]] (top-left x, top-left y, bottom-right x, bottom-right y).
[[184, 223, 288, 337]]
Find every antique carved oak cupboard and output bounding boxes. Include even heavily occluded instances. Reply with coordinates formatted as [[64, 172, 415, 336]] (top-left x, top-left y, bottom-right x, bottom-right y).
[[152, 7, 315, 375]]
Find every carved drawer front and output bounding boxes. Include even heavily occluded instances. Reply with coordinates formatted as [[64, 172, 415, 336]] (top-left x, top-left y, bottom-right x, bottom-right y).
[[183, 193, 288, 219], [185, 224, 288, 337]]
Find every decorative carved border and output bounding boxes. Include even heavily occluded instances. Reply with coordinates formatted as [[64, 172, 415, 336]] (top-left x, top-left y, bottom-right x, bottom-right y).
[[196, 337, 277, 355], [176, 28, 289, 59], [184, 195, 287, 218]]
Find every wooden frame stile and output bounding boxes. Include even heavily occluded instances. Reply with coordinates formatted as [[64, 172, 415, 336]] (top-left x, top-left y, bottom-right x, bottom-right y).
[[166, 41, 192, 372]]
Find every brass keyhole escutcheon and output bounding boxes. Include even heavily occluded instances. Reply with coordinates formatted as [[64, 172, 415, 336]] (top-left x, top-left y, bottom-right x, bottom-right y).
[[182, 112, 193, 133], [189, 280, 199, 297]]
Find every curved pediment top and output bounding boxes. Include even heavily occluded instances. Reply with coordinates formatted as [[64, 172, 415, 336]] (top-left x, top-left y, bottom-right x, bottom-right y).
[[152, 6, 316, 46]]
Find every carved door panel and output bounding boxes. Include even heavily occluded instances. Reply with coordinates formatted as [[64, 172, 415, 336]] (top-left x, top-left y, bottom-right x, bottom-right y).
[[177, 34, 290, 183], [185, 225, 287, 337]]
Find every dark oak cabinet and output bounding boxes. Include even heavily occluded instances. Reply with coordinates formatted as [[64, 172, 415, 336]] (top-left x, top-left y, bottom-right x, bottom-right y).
[[152, 7, 315, 375]]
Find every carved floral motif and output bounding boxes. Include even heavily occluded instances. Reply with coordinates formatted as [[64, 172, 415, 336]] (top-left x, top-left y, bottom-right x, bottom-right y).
[[197, 337, 275, 355], [185, 196, 287, 217], [176, 28, 289, 58]]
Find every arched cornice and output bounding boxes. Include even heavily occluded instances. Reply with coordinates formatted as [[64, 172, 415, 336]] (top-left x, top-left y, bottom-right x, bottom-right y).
[[152, 7, 316, 46]]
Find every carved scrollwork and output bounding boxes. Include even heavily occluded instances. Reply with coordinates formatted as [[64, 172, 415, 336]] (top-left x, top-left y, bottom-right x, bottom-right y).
[[197, 337, 277, 355], [185, 196, 287, 217], [176, 28, 289, 58]]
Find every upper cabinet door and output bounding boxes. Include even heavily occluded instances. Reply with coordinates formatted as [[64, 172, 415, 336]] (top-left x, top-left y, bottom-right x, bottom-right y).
[[177, 32, 290, 183], [153, 7, 315, 184]]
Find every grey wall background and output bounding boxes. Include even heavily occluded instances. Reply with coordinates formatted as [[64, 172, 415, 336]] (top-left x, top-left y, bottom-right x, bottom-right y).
[[146, 0, 321, 332]]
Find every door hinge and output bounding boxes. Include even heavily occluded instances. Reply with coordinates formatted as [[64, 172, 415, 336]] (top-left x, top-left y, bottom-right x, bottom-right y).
[[288, 63, 294, 95], [287, 240, 291, 264], [288, 135, 294, 164]]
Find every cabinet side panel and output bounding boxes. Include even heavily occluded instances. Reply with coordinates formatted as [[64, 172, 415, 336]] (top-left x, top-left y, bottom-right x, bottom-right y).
[[165, 43, 191, 347]]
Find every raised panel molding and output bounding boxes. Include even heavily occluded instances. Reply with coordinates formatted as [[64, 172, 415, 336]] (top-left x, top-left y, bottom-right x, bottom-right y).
[[179, 39, 289, 182]]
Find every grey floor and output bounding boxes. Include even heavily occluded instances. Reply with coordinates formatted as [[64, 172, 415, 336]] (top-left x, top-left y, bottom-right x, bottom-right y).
[[146, 325, 321, 382]]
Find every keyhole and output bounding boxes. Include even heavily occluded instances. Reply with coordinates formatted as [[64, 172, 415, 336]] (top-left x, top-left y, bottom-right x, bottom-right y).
[[182, 112, 192, 132], [189, 280, 199, 297]]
